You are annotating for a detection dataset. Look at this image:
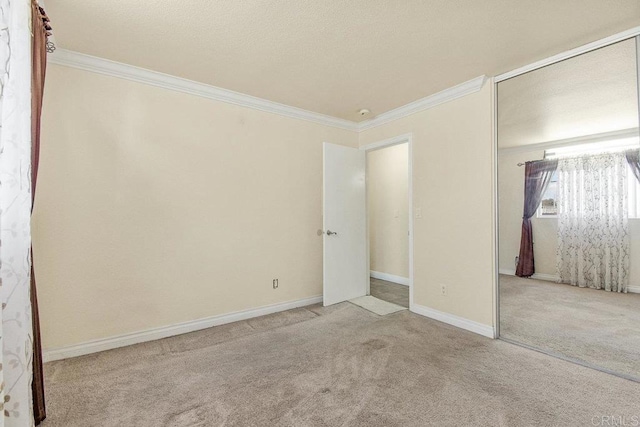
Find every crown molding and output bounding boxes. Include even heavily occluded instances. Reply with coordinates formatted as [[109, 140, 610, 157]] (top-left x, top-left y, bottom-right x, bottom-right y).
[[45, 28, 640, 134], [357, 75, 487, 132], [49, 49, 487, 133], [49, 49, 359, 132]]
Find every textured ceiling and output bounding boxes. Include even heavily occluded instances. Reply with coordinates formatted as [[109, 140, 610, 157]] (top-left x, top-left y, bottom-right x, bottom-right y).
[[497, 38, 638, 149], [46, 1, 640, 122]]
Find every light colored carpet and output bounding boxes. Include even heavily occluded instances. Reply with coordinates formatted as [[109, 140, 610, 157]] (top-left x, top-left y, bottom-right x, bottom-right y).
[[500, 274, 640, 380], [42, 302, 640, 427], [349, 296, 406, 315], [370, 278, 409, 308]]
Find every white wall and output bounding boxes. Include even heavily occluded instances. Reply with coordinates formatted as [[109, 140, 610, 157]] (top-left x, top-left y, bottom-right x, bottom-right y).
[[367, 143, 409, 278], [359, 83, 495, 327], [33, 65, 358, 350], [498, 149, 640, 286]]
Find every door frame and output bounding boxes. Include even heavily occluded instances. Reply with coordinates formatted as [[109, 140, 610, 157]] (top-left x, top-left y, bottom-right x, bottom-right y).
[[360, 133, 414, 309]]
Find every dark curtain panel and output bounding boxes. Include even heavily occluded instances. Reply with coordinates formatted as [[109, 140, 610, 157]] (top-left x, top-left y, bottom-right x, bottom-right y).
[[515, 159, 558, 277], [31, 1, 51, 424], [626, 149, 640, 183]]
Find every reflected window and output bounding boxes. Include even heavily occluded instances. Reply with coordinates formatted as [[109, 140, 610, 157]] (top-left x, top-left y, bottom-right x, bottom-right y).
[[539, 137, 640, 218], [537, 172, 558, 217]]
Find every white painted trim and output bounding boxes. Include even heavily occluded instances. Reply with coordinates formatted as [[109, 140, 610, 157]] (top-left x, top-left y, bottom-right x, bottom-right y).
[[500, 269, 640, 293], [408, 137, 414, 309], [360, 132, 413, 306], [530, 273, 560, 282], [49, 49, 487, 133], [50, 27, 640, 138], [362, 133, 414, 309], [43, 295, 322, 362], [370, 271, 409, 286], [359, 133, 413, 152], [495, 26, 640, 82], [491, 76, 500, 339], [498, 128, 639, 155], [499, 268, 559, 282], [48, 49, 358, 132], [410, 303, 495, 339], [358, 76, 487, 131]]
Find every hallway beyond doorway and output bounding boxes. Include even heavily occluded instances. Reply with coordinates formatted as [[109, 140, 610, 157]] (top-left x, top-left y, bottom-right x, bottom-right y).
[[370, 278, 409, 308]]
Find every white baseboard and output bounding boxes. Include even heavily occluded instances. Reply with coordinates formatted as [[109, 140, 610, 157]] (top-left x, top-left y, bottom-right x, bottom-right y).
[[370, 270, 410, 286], [499, 268, 559, 282], [410, 303, 495, 338], [500, 268, 640, 294], [529, 273, 559, 282], [43, 295, 323, 362]]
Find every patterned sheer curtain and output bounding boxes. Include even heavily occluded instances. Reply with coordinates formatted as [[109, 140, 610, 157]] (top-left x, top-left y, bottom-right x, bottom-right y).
[[556, 151, 630, 292], [0, 0, 36, 426]]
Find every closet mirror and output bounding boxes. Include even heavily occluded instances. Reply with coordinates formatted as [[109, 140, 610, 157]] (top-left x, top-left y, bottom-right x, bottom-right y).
[[497, 38, 640, 380]]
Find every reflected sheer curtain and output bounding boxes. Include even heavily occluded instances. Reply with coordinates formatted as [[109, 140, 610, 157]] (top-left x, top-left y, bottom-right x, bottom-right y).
[[556, 151, 630, 292], [515, 159, 558, 277]]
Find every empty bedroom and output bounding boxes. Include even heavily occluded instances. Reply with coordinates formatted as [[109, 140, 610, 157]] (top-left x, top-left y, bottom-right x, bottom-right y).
[[1, 1, 639, 426]]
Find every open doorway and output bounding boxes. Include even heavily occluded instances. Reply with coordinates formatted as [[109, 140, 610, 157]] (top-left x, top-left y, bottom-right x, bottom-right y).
[[321, 134, 413, 313], [366, 140, 411, 309]]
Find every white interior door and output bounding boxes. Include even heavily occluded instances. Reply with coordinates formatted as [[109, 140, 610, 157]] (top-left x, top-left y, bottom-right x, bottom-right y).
[[323, 142, 368, 306]]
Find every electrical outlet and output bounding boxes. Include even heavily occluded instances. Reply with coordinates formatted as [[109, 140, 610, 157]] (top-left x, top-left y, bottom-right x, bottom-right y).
[[415, 207, 422, 219], [440, 284, 447, 296], [272, 279, 279, 289]]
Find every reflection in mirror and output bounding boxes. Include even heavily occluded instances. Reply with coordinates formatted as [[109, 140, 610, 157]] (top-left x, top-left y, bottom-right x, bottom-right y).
[[497, 38, 640, 380]]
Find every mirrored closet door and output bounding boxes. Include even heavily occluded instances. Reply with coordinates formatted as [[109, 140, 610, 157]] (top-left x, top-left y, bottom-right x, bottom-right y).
[[497, 37, 640, 380]]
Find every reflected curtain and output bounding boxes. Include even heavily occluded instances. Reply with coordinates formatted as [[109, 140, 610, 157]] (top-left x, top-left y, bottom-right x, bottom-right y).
[[30, 1, 51, 424], [556, 151, 629, 292], [626, 149, 640, 183], [515, 159, 558, 277]]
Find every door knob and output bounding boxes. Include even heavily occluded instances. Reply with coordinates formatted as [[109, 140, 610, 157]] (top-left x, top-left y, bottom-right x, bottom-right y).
[[326, 230, 338, 236]]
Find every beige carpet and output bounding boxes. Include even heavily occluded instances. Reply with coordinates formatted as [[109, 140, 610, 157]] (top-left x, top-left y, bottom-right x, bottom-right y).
[[500, 274, 640, 380], [42, 302, 640, 427]]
